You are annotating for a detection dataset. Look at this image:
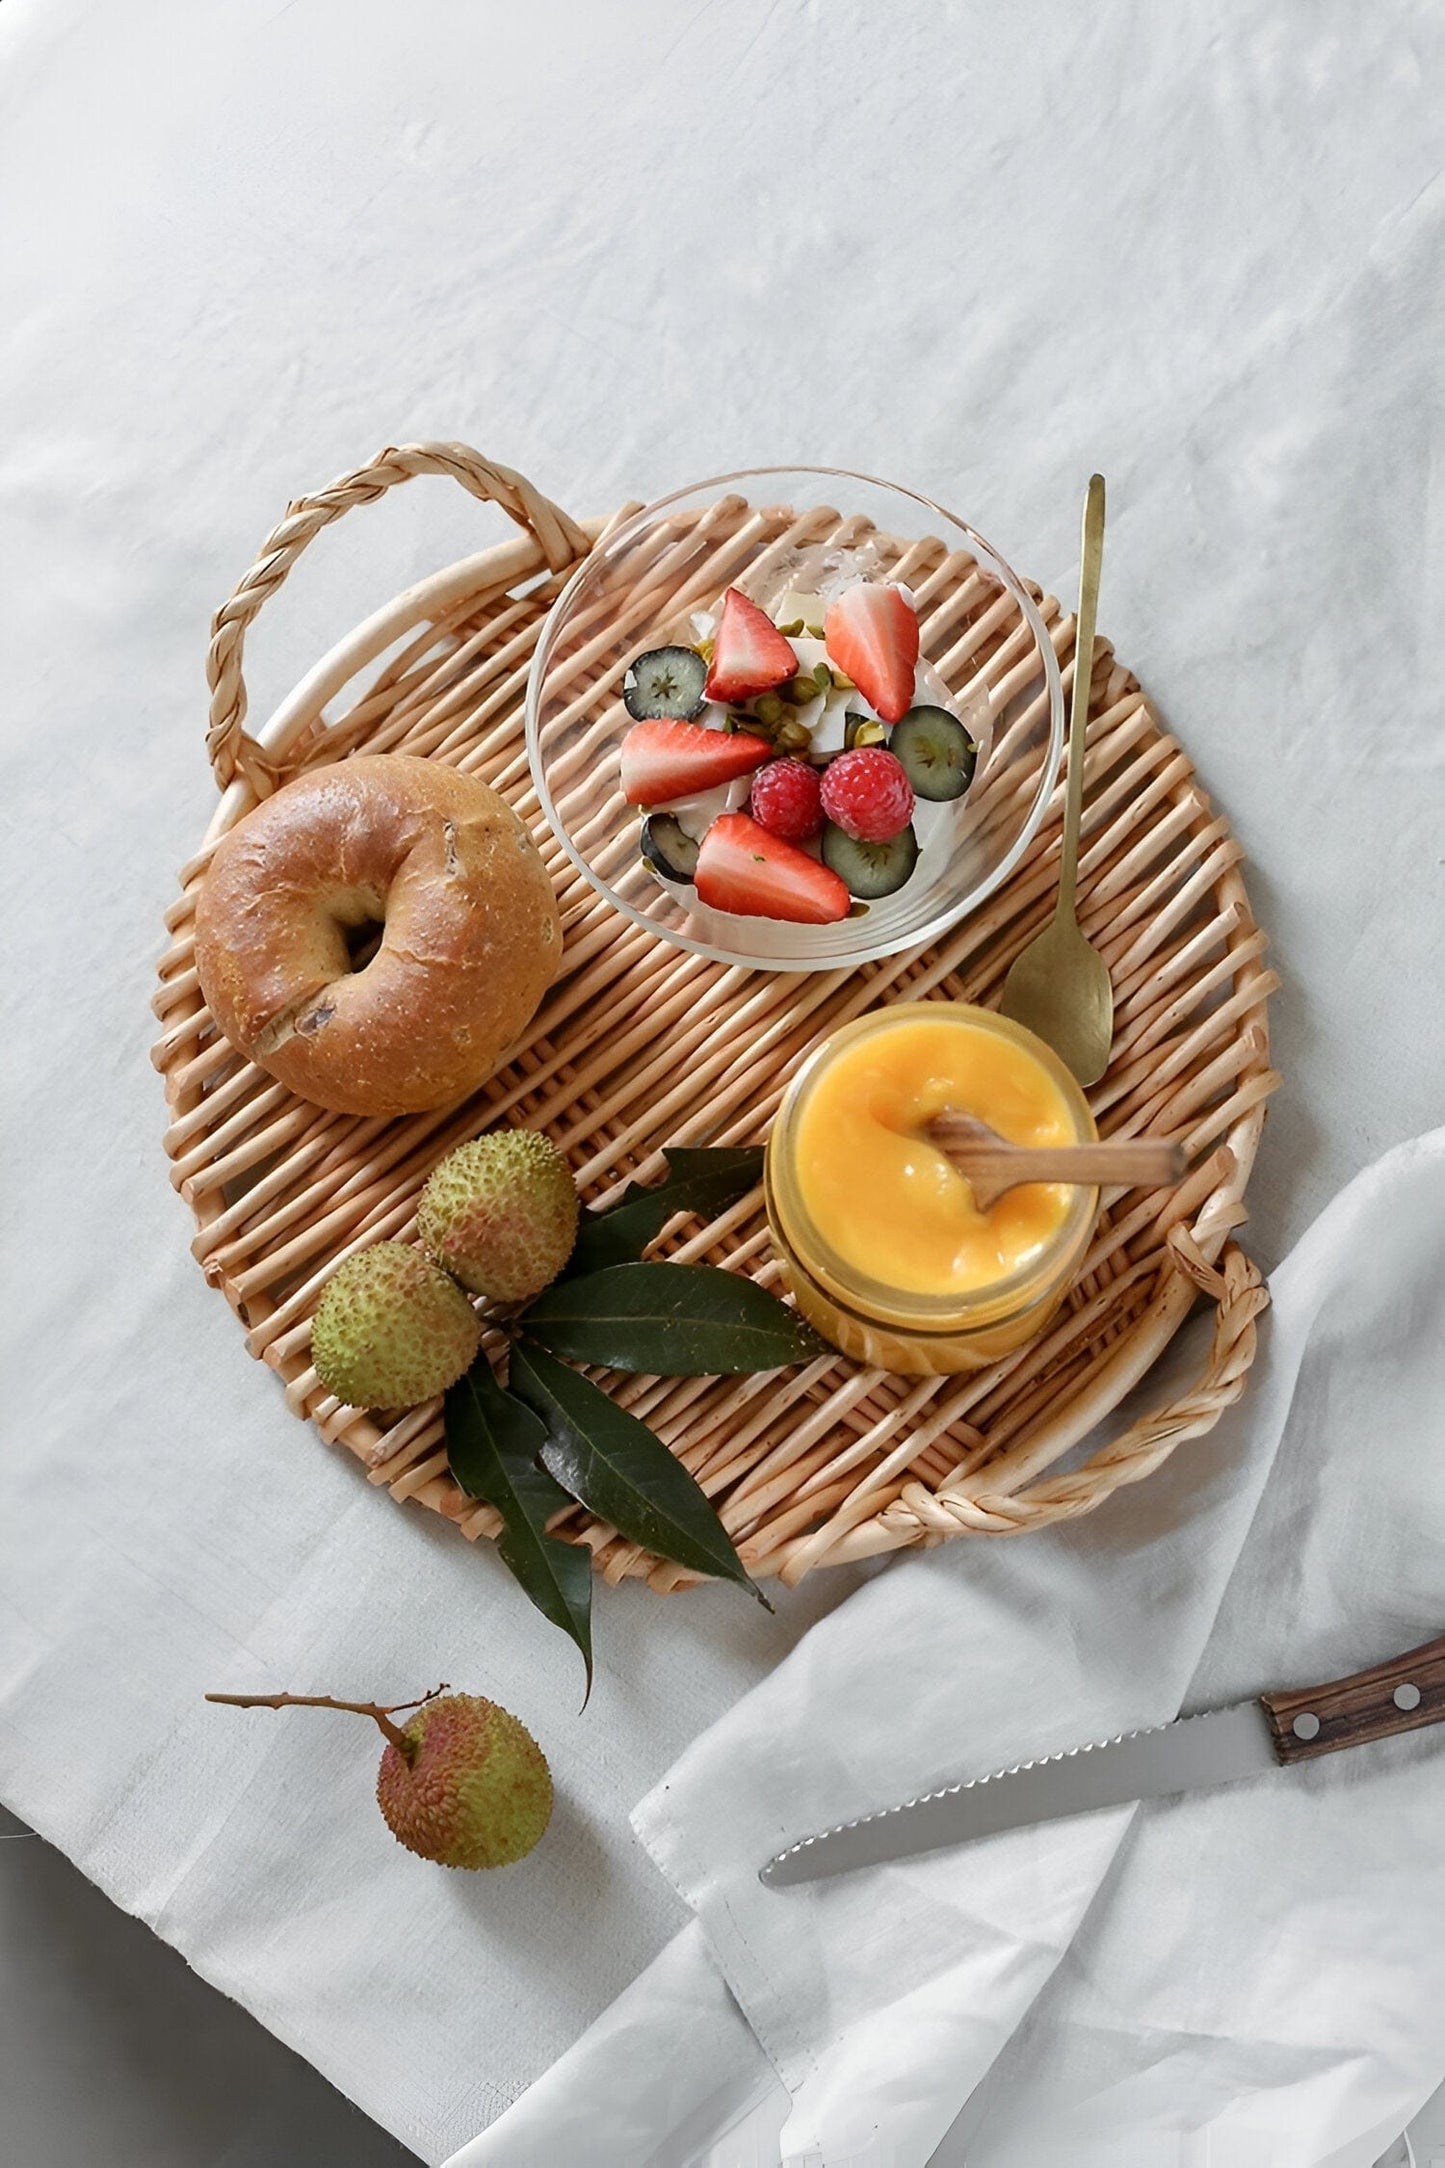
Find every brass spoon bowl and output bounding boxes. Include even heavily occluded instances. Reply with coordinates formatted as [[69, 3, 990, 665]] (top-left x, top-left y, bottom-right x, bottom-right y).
[[1000, 473, 1114, 1085]]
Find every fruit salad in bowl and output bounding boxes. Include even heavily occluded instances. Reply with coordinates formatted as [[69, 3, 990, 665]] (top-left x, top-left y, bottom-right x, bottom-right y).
[[526, 467, 1064, 971], [620, 581, 984, 925]]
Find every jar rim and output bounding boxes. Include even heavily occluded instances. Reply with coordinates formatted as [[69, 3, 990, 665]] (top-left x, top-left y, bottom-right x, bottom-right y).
[[765, 1002, 1099, 1331]]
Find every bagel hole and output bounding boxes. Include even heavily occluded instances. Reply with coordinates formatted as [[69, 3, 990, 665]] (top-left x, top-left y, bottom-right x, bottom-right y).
[[343, 918, 386, 972]]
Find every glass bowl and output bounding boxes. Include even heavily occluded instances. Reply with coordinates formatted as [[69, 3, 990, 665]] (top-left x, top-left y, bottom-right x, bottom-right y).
[[525, 466, 1064, 972]]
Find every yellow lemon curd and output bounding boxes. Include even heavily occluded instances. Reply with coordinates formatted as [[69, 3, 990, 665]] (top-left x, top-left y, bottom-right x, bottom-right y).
[[766, 1005, 1098, 1375], [792, 1011, 1076, 1296]]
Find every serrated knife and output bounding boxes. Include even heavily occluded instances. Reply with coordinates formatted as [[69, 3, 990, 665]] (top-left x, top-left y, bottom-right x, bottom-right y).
[[760, 1633, 1445, 1888]]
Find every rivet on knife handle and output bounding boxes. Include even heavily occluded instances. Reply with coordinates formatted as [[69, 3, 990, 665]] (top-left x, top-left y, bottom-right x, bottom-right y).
[[1261, 1633, 1445, 1764]]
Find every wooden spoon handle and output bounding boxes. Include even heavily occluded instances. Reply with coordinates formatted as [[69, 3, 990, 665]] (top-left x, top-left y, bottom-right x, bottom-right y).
[[927, 1120, 1185, 1210]]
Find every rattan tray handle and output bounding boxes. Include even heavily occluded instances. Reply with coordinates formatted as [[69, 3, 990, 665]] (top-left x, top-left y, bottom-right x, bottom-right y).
[[877, 1230, 1269, 1549], [205, 441, 589, 797]]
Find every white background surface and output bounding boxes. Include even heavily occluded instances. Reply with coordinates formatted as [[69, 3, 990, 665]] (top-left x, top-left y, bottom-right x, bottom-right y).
[[613, 1134, 1445, 2168], [2, 2, 1442, 2162]]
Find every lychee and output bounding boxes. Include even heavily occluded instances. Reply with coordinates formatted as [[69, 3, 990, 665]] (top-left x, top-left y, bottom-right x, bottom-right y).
[[311, 1241, 481, 1408], [418, 1129, 579, 1302], [206, 1686, 552, 1871], [376, 1693, 553, 1869]]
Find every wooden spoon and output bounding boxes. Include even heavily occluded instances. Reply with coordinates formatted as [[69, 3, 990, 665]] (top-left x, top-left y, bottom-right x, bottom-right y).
[[999, 473, 1115, 1085], [926, 1110, 1186, 1213]]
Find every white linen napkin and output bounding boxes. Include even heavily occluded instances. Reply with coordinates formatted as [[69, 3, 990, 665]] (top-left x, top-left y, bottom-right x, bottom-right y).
[[452, 1129, 1445, 2168]]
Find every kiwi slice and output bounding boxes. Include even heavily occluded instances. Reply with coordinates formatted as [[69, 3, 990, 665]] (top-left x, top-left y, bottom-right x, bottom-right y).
[[820, 820, 919, 900], [639, 813, 701, 883], [889, 705, 977, 800], [624, 646, 708, 721]]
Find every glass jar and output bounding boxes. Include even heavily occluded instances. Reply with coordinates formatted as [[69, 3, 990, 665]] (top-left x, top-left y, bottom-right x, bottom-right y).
[[764, 1004, 1099, 1376]]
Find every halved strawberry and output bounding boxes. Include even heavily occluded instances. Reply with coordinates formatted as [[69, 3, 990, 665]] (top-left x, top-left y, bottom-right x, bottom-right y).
[[703, 589, 800, 704], [694, 811, 851, 924], [620, 719, 772, 805], [823, 584, 920, 724]]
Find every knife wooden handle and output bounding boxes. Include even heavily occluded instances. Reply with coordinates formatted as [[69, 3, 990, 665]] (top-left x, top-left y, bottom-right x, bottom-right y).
[[1260, 1634, 1445, 1764]]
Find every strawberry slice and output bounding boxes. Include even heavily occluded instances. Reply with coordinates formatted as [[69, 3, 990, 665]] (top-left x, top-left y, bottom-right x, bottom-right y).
[[703, 589, 800, 704], [823, 584, 920, 724], [695, 812, 851, 924], [620, 719, 772, 805]]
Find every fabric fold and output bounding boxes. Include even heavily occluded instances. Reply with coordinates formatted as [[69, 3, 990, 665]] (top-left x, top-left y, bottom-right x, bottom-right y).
[[457, 1130, 1445, 2167]]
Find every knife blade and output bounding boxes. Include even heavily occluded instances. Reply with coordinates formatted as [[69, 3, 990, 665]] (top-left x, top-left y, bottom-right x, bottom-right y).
[[760, 1632, 1445, 1888]]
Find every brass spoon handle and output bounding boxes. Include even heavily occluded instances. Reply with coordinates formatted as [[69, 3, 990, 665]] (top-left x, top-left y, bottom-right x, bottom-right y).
[[927, 1116, 1185, 1212], [1057, 473, 1106, 926]]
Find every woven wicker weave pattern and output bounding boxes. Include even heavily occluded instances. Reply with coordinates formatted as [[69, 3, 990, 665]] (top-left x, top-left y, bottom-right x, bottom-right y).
[[153, 445, 1277, 1591]]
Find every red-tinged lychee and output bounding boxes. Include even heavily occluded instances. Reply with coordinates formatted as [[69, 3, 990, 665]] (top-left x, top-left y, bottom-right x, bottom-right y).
[[376, 1693, 552, 1869], [206, 1686, 553, 1871]]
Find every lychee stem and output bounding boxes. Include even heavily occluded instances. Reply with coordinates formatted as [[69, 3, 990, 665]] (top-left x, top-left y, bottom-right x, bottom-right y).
[[205, 1685, 450, 1756]]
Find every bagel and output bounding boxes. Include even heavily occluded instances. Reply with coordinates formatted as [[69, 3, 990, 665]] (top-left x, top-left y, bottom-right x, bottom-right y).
[[194, 755, 562, 1115]]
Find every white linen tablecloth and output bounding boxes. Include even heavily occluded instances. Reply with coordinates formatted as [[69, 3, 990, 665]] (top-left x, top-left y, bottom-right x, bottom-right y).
[[2, 2, 1442, 2159], [460, 1131, 1445, 2167]]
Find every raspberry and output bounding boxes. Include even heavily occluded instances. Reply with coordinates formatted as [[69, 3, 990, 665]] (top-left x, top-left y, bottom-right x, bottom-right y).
[[819, 747, 915, 843], [749, 757, 824, 843]]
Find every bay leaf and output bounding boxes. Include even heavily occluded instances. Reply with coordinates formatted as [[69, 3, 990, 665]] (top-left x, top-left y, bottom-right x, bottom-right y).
[[445, 1358, 593, 1687], [569, 1146, 765, 1276], [520, 1260, 824, 1374], [510, 1341, 766, 1604]]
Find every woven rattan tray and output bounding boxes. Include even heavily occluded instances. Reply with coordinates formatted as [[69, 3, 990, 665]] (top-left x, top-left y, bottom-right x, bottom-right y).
[[153, 443, 1278, 1591]]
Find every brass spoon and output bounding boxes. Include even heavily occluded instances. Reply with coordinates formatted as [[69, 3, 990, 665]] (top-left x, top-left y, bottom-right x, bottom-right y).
[[926, 1110, 1185, 1213], [1000, 472, 1114, 1085]]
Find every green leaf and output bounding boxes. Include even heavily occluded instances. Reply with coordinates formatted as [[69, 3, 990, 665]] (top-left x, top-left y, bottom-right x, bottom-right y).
[[520, 1260, 824, 1374], [569, 1146, 765, 1275], [445, 1358, 594, 1690], [510, 1341, 767, 1605]]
